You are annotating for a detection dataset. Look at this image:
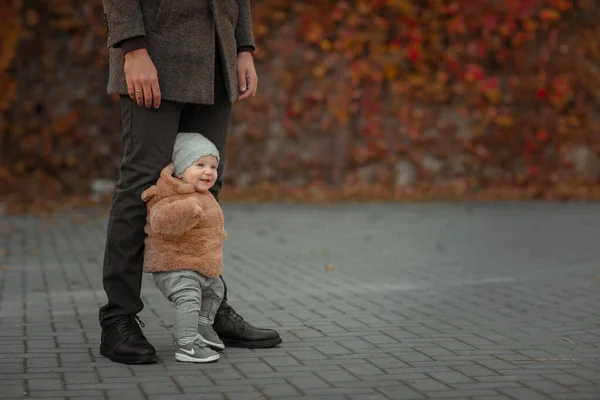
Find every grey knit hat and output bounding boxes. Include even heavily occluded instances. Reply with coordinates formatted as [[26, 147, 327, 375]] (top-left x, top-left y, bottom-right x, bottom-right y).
[[172, 132, 220, 176]]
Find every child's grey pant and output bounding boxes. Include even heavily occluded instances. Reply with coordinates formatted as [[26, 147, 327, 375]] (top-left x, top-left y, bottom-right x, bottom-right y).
[[152, 270, 225, 340]]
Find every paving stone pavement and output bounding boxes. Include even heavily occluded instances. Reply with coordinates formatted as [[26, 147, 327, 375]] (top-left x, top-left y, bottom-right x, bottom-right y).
[[1, 202, 600, 400]]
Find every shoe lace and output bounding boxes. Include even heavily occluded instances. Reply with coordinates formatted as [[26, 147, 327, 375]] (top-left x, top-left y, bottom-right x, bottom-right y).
[[220, 304, 244, 323], [116, 315, 145, 338]]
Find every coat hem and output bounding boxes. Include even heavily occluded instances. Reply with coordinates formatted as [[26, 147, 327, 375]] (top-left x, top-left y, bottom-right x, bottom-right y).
[[143, 265, 223, 279], [106, 86, 235, 106]]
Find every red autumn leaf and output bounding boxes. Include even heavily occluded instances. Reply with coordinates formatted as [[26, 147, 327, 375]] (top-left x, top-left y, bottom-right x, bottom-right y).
[[408, 30, 422, 45], [463, 63, 485, 83], [481, 12, 497, 31], [500, 17, 517, 36], [406, 46, 421, 62], [470, 39, 488, 59], [446, 2, 459, 14], [481, 77, 499, 91], [536, 88, 548, 99], [522, 139, 536, 158], [331, 6, 345, 21], [528, 165, 539, 175], [512, 0, 537, 18], [367, 140, 378, 152], [447, 58, 460, 72]]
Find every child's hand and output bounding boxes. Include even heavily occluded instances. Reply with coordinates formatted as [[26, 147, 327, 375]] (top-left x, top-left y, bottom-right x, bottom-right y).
[[193, 200, 205, 218]]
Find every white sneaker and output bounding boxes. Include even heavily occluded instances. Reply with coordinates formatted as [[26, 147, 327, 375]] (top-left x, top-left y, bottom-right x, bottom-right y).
[[197, 323, 225, 350], [174, 336, 220, 363]]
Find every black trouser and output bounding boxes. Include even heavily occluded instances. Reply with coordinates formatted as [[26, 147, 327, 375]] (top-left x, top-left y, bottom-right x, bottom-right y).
[[99, 56, 231, 329]]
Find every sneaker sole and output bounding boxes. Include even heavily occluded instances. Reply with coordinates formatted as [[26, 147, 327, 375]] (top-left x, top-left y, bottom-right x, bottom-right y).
[[197, 336, 225, 350], [222, 336, 283, 349], [100, 344, 157, 364], [175, 352, 220, 363]]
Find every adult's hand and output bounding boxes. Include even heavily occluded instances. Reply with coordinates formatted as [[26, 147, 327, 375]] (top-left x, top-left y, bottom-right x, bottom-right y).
[[124, 49, 161, 108], [237, 52, 258, 101]]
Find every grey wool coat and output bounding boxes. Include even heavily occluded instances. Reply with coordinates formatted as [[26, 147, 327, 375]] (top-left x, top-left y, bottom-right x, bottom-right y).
[[102, 0, 255, 104]]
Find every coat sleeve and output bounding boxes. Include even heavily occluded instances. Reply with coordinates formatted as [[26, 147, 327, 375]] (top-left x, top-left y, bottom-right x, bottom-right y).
[[235, 0, 256, 50], [149, 197, 204, 239], [102, 0, 146, 48]]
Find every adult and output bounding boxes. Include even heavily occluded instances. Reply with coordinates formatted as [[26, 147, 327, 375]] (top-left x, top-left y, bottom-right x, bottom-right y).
[[100, 0, 282, 364]]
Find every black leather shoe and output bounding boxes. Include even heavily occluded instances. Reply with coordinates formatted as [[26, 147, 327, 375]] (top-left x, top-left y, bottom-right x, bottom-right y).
[[213, 302, 282, 348], [100, 316, 157, 364]]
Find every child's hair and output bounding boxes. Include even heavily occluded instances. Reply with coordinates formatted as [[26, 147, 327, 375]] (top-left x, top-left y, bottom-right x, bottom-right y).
[[172, 132, 220, 176]]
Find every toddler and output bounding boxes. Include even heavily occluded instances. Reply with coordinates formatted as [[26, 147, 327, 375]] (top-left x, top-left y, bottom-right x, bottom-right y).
[[141, 132, 227, 363]]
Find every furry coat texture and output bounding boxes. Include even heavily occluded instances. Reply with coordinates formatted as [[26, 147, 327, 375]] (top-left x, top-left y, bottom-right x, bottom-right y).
[[141, 164, 226, 278]]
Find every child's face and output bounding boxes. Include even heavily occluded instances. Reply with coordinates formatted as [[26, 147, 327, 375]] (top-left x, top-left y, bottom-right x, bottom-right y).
[[179, 155, 218, 192]]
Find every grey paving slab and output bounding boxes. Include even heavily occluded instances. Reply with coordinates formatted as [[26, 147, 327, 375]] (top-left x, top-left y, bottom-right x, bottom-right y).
[[1, 202, 600, 399]]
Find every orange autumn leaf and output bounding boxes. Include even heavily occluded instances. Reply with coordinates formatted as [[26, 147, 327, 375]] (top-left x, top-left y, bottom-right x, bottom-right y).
[[539, 9, 561, 21], [25, 8, 39, 26]]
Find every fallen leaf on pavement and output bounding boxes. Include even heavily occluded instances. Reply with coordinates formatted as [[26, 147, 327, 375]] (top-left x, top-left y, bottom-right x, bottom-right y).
[[0, 265, 8, 271], [326, 264, 334, 270]]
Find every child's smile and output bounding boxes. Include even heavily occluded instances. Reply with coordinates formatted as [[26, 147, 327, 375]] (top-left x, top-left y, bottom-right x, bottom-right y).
[[179, 155, 219, 192]]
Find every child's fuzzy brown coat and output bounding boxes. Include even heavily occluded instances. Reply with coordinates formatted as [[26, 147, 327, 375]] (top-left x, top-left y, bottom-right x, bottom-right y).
[[141, 164, 226, 278]]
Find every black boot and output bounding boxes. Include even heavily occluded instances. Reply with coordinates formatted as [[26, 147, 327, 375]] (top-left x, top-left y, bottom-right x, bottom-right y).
[[100, 316, 157, 364], [213, 302, 282, 348]]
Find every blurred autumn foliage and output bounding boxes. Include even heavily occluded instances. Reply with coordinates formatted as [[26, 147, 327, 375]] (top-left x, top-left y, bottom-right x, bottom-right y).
[[2, 0, 600, 213]]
